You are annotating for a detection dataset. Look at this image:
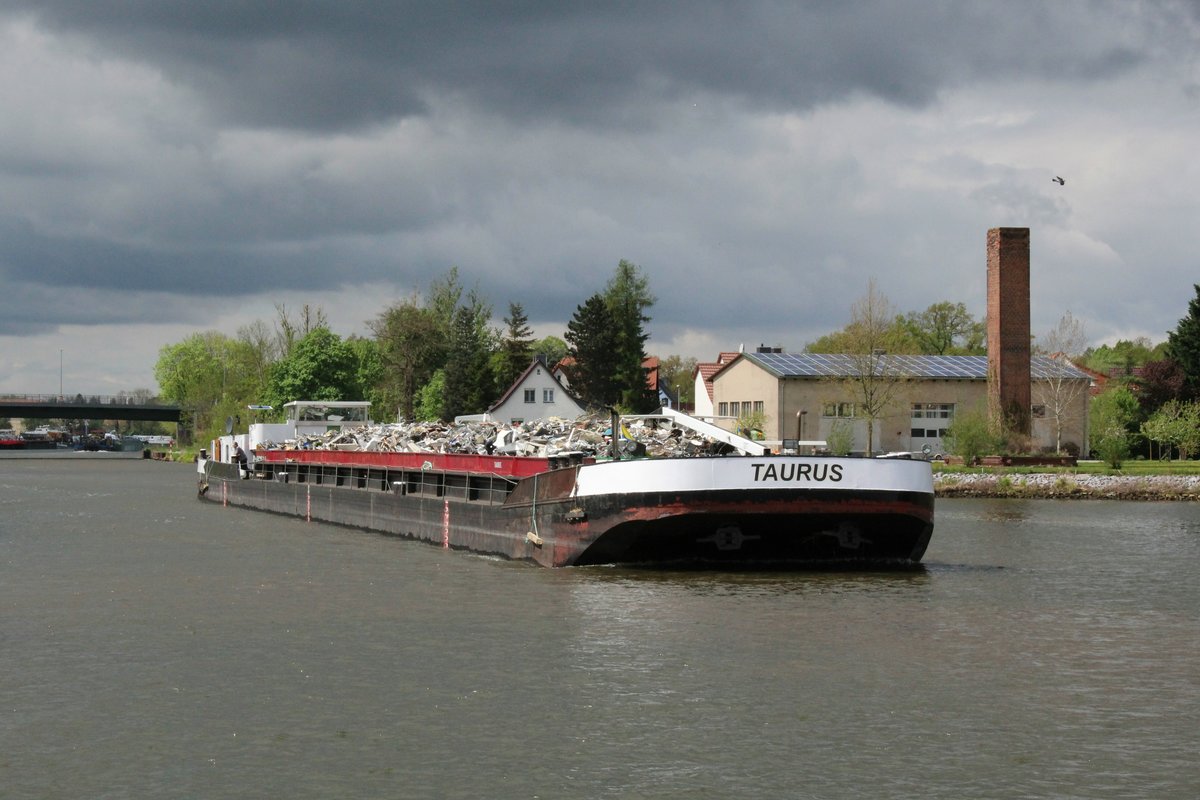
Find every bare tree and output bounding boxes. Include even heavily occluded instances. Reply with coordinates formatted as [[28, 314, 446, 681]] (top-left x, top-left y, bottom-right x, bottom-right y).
[[1034, 311, 1090, 454], [828, 279, 913, 454], [274, 303, 328, 358]]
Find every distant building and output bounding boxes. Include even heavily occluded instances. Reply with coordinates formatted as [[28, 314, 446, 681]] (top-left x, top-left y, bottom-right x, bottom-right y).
[[709, 350, 1092, 455], [485, 356, 586, 424], [704, 226, 1096, 455]]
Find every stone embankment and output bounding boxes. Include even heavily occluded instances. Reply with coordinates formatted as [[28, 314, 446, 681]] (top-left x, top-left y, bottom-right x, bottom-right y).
[[934, 472, 1200, 500]]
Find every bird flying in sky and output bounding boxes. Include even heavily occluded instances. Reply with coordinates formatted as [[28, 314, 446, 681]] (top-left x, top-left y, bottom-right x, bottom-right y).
[[1052, 176, 1065, 185]]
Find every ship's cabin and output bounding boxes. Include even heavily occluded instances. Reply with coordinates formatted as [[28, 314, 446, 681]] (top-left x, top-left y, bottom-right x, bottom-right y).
[[284, 400, 372, 434], [215, 400, 374, 465]]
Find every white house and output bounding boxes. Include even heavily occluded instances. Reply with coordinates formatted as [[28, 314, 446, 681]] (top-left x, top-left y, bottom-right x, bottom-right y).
[[486, 356, 586, 424]]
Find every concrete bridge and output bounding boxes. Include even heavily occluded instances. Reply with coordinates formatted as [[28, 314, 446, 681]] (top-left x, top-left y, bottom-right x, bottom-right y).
[[0, 394, 182, 423]]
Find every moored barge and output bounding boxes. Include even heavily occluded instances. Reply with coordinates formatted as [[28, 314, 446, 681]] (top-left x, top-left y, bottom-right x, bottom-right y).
[[197, 402, 934, 568]]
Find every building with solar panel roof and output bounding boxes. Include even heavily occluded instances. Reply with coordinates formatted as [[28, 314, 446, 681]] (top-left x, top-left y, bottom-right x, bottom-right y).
[[694, 227, 1094, 457], [702, 348, 1092, 457]]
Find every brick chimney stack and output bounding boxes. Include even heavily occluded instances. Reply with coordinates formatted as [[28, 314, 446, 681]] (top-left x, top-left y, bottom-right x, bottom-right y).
[[987, 227, 1031, 436]]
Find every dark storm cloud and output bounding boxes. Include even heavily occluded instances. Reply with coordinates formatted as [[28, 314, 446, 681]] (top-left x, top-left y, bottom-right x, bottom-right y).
[[4, 0, 1199, 394], [10, 1, 1150, 131]]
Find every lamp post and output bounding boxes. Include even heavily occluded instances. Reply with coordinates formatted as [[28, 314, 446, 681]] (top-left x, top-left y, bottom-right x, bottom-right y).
[[59, 349, 63, 399]]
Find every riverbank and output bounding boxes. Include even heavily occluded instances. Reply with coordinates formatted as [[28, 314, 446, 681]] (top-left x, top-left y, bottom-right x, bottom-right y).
[[935, 472, 1200, 500]]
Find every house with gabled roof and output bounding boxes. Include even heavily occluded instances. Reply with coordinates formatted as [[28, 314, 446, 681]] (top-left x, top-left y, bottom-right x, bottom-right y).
[[710, 349, 1093, 456], [485, 356, 586, 424], [692, 351, 742, 418]]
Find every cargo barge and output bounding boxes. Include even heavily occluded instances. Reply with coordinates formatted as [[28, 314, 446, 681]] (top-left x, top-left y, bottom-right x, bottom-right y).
[[197, 402, 934, 568]]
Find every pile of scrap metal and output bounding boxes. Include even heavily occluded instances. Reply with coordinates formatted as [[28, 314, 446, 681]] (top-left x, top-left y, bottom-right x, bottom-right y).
[[257, 413, 733, 459]]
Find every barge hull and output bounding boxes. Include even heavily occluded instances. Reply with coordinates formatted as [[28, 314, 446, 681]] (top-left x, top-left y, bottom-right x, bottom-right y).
[[199, 460, 932, 567]]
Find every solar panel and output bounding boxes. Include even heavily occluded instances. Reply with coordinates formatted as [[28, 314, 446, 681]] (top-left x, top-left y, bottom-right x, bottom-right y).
[[746, 351, 1089, 381]]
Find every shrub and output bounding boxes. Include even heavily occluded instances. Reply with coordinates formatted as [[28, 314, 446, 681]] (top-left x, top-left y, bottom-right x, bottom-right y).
[[943, 406, 1001, 465], [826, 420, 854, 456]]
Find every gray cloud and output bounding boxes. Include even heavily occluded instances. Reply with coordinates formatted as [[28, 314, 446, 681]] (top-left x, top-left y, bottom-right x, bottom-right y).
[[1, 1, 1199, 392], [10, 1, 1155, 131]]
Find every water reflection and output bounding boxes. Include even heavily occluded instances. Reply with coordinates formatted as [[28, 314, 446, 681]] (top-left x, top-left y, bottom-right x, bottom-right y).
[[569, 563, 932, 597]]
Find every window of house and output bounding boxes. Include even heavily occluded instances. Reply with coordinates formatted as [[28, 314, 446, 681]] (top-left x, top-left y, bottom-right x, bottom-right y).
[[524, 389, 536, 403], [543, 389, 554, 403], [1031, 404, 1046, 418], [753, 401, 764, 414], [718, 402, 728, 416], [741, 401, 752, 416], [823, 402, 856, 418]]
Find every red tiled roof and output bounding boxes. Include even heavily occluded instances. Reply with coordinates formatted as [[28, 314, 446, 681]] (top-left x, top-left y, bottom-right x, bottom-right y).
[[694, 362, 722, 401]]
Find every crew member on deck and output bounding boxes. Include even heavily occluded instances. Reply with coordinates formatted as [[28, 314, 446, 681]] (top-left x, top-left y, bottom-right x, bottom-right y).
[[232, 442, 249, 478]]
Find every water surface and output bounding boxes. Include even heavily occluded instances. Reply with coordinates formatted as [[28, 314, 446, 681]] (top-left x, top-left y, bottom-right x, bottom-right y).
[[2, 461, 1197, 798]]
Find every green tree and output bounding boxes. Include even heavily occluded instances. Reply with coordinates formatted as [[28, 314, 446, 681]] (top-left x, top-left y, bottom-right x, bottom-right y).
[[901, 301, 986, 355], [943, 404, 1001, 465], [370, 296, 443, 421], [415, 370, 446, 422], [344, 335, 390, 422], [531, 335, 568, 366], [442, 304, 496, 420], [155, 332, 226, 409], [428, 267, 465, 341], [806, 317, 918, 354], [565, 294, 621, 409], [1090, 386, 1138, 468], [496, 302, 535, 391], [263, 327, 360, 409], [1141, 399, 1200, 460], [825, 420, 855, 456], [603, 260, 658, 412], [1166, 284, 1200, 399], [658, 354, 698, 407], [154, 331, 245, 440], [1081, 337, 1163, 376]]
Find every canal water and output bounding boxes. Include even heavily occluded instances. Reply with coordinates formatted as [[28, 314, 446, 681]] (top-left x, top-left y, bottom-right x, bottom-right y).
[[2, 460, 1197, 799]]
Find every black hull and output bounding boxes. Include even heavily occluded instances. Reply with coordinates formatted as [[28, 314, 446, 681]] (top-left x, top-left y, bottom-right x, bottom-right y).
[[199, 460, 933, 568]]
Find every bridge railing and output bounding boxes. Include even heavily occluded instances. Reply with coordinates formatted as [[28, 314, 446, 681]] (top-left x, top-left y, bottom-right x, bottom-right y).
[[0, 394, 177, 408]]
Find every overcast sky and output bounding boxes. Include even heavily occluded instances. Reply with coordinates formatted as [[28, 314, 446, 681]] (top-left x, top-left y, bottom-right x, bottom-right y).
[[3, 1, 1200, 395]]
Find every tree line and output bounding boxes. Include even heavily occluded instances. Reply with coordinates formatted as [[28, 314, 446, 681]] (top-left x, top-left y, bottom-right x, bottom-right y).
[[155, 261, 663, 444], [154, 256, 1200, 463]]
